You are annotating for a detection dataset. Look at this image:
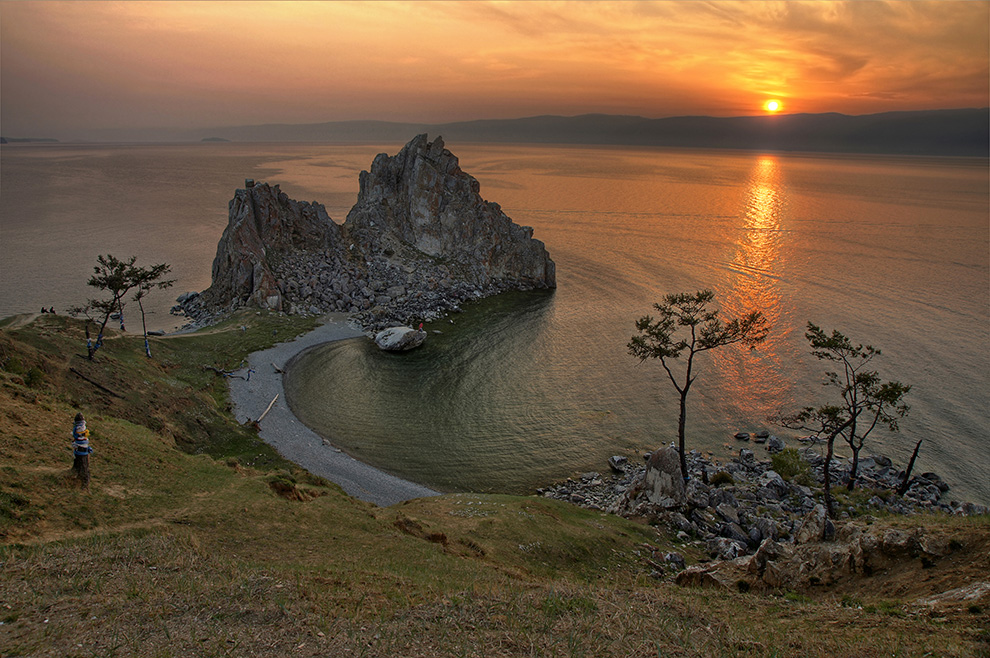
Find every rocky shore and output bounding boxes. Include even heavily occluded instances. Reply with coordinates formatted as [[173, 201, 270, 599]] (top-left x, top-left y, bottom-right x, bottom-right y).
[[538, 441, 988, 565], [173, 134, 555, 335]]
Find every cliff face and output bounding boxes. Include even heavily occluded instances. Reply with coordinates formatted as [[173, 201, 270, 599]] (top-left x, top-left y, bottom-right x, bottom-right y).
[[345, 134, 555, 289], [199, 183, 341, 313], [190, 135, 555, 330]]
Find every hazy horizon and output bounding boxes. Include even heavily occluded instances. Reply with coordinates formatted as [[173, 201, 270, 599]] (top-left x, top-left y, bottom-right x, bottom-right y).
[[2, 1, 988, 142]]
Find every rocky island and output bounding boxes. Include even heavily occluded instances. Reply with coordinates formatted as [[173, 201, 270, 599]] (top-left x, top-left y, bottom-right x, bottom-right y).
[[177, 134, 556, 335]]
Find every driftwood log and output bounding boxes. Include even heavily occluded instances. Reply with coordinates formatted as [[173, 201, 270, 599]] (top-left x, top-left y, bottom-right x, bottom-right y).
[[257, 394, 279, 423]]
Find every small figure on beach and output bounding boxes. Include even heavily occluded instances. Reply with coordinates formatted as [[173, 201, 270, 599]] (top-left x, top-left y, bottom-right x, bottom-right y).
[[72, 412, 93, 489]]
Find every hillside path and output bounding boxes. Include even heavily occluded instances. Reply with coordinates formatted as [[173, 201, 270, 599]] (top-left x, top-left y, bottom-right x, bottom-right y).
[[227, 314, 439, 506]]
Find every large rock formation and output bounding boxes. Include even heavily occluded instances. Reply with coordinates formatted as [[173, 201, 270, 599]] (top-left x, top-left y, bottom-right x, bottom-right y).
[[199, 184, 341, 313], [186, 135, 555, 331], [346, 134, 555, 289]]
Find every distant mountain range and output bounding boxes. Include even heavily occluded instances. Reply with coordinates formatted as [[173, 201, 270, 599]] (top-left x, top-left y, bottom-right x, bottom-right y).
[[181, 108, 989, 157]]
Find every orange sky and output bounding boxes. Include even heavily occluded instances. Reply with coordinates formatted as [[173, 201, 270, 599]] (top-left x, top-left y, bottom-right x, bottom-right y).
[[1, 1, 987, 139]]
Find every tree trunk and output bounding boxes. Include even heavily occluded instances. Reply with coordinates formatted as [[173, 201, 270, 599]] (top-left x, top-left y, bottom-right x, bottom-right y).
[[73, 453, 90, 489], [677, 390, 689, 483], [897, 439, 923, 496], [823, 435, 835, 518], [139, 297, 151, 358], [847, 444, 861, 491]]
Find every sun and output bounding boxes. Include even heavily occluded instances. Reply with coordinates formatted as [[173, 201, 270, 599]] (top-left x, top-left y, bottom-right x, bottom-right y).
[[764, 99, 782, 113]]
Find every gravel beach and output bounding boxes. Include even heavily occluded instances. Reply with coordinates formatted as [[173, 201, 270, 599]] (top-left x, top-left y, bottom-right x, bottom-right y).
[[227, 314, 440, 506]]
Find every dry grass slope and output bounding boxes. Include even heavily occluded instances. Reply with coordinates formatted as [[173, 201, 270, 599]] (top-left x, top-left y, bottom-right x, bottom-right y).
[[1, 313, 987, 657]]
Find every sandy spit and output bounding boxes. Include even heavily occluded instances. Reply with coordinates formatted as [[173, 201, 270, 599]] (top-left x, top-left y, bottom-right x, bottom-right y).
[[227, 314, 440, 506]]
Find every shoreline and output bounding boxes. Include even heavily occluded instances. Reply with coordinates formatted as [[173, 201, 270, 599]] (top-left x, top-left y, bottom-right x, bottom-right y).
[[226, 313, 440, 506]]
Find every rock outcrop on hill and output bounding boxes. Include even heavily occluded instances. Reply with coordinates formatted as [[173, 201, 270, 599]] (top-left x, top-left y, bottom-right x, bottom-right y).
[[183, 135, 555, 332], [198, 183, 341, 314]]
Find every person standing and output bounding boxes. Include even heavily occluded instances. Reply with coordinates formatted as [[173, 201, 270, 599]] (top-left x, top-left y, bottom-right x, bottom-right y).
[[72, 412, 92, 489]]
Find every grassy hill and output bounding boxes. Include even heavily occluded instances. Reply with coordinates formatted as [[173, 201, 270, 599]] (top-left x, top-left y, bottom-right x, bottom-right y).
[[1, 313, 986, 657]]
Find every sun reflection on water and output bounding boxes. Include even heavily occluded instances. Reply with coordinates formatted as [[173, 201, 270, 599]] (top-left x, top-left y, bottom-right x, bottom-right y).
[[713, 155, 789, 429]]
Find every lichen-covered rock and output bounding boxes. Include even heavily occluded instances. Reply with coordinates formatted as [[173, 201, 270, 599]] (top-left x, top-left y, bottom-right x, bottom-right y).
[[639, 446, 687, 508], [795, 504, 832, 544]]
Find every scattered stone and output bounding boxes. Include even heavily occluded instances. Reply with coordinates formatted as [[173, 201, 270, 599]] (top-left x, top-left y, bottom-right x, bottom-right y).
[[541, 441, 981, 578], [608, 455, 628, 473], [707, 537, 747, 560]]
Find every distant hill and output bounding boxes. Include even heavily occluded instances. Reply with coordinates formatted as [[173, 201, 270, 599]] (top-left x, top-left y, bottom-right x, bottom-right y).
[[0, 137, 59, 143], [186, 108, 989, 157]]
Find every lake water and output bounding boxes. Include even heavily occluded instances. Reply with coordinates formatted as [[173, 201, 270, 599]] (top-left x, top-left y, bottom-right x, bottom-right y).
[[2, 142, 987, 504]]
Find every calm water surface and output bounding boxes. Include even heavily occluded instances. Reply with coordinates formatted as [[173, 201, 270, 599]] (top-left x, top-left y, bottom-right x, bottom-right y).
[[2, 142, 987, 503]]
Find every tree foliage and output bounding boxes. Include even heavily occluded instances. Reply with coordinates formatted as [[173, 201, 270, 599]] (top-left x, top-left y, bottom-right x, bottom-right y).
[[776, 323, 910, 517], [628, 290, 769, 482], [72, 254, 173, 359]]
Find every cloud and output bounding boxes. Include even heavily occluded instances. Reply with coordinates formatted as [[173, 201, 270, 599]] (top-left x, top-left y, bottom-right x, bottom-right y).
[[1, 0, 986, 137]]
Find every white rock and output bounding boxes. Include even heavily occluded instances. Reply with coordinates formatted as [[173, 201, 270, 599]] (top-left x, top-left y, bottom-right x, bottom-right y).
[[374, 326, 427, 351]]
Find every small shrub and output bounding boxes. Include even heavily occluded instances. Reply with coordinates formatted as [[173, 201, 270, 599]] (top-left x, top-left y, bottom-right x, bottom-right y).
[[3, 356, 24, 374], [25, 367, 44, 389], [841, 594, 863, 608], [772, 448, 809, 481], [267, 474, 298, 498], [710, 471, 734, 486], [969, 604, 982, 615], [736, 579, 751, 593], [866, 600, 904, 617]]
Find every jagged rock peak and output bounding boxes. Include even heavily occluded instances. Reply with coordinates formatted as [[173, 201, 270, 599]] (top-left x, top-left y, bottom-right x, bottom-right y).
[[346, 134, 556, 289], [200, 182, 340, 312], [188, 135, 556, 329]]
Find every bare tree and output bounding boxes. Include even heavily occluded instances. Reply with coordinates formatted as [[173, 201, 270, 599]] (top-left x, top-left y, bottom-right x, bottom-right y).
[[134, 269, 174, 358], [628, 290, 769, 483]]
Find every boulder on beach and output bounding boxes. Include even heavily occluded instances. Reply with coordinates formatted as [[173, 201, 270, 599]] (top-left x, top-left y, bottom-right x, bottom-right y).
[[641, 445, 686, 508], [374, 326, 427, 351]]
